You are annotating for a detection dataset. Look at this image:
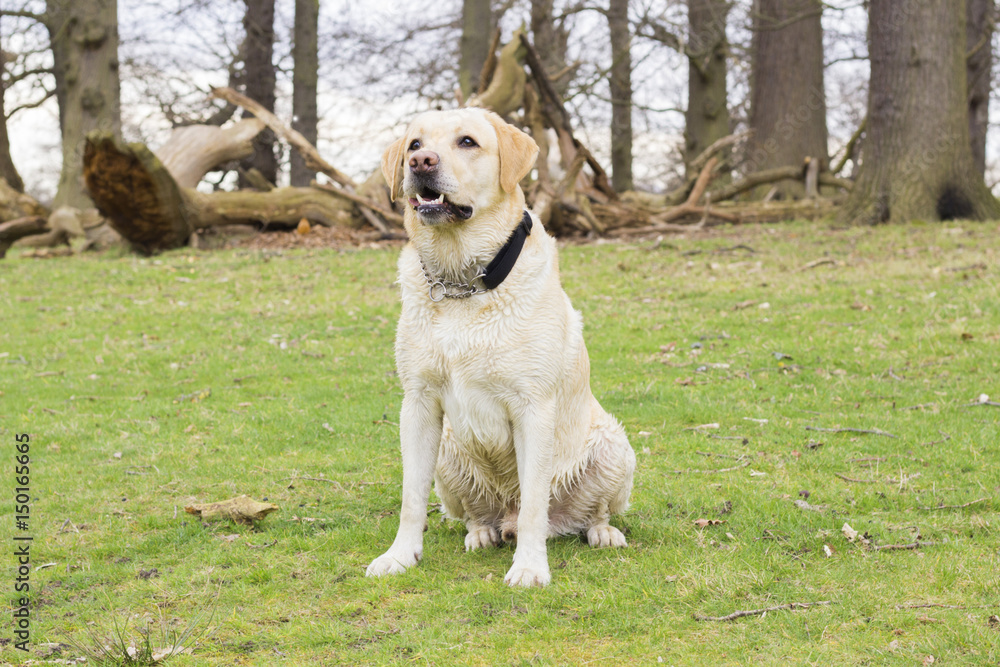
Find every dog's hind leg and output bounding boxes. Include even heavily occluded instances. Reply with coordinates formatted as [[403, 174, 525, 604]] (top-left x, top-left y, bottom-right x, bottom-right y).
[[550, 401, 634, 548]]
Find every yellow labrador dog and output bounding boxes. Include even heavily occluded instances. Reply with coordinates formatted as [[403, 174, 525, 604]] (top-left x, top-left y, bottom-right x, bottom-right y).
[[365, 108, 635, 587]]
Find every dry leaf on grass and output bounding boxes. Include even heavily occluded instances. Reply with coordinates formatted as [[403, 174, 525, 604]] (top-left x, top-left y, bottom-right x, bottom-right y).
[[185, 495, 279, 525], [694, 518, 725, 527]]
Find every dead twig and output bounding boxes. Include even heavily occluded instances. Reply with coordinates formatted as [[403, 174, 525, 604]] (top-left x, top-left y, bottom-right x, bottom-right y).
[[835, 472, 878, 483], [796, 257, 837, 272], [245, 539, 278, 549], [835, 472, 921, 485], [695, 451, 747, 460], [921, 431, 952, 446], [917, 497, 989, 511], [873, 540, 938, 551], [806, 426, 897, 438], [283, 476, 345, 490], [667, 459, 751, 475], [694, 601, 832, 622], [895, 603, 966, 610]]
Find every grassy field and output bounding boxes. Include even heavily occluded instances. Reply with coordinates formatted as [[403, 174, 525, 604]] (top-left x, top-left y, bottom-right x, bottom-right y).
[[2, 220, 999, 666]]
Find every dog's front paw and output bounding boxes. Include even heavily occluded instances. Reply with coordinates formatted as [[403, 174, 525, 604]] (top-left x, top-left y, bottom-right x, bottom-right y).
[[504, 557, 551, 588], [587, 524, 627, 548], [465, 524, 500, 551], [366, 549, 420, 578]]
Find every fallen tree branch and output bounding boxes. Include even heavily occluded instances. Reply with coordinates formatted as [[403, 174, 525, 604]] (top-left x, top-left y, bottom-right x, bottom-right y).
[[707, 165, 802, 202], [0, 215, 48, 258], [211, 86, 355, 189], [694, 601, 832, 622], [519, 33, 616, 201], [652, 157, 738, 224]]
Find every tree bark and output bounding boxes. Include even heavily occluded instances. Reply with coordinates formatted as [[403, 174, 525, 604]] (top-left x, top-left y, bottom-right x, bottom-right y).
[[45, 0, 122, 209], [84, 132, 353, 254], [290, 0, 319, 187], [842, 1, 1000, 224], [747, 0, 828, 198], [240, 0, 278, 187], [685, 0, 730, 182], [966, 0, 993, 176], [607, 0, 633, 192], [459, 0, 493, 100], [530, 0, 570, 97]]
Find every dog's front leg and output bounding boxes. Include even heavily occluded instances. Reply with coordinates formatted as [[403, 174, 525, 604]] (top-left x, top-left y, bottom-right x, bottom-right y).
[[366, 393, 443, 577], [505, 401, 556, 588]]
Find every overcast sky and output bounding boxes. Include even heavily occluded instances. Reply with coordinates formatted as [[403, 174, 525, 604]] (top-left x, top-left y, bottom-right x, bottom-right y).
[[4, 0, 998, 204]]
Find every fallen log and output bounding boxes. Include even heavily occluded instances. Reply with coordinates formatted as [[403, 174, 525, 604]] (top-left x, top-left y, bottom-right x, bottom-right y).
[[154, 118, 266, 187], [83, 132, 353, 254], [0, 216, 48, 258]]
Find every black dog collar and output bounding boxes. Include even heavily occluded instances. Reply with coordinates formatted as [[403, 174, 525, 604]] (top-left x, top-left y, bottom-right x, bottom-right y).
[[481, 210, 533, 290]]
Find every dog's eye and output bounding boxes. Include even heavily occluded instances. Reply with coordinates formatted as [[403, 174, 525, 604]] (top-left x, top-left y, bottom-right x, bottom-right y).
[[408, 139, 421, 151], [458, 136, 478, 148]]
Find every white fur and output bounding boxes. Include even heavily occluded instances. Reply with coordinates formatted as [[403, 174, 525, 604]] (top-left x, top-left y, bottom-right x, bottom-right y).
[[366, 109, 635, 587]]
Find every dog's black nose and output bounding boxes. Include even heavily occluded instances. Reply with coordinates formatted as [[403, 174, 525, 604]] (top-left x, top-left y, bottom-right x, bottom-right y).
[[409, 150, 439, 174]]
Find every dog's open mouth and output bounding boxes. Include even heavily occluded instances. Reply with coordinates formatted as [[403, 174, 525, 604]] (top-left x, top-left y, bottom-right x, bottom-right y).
[[408, 187, 473, 221]]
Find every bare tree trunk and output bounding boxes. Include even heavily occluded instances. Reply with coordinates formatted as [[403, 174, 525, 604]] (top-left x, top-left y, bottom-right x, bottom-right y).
[[0, 46, 25, 193], [459, 0, 493, 100], [240, 0, 278, 188], [685, 0, 731, 182], [966, 0, 993, 176], [290, 0, 319, 187], [842, 1, 1000, 224], [747, 0, 827, 198], [607, 0, 633, 192], [531, 0, 570, 96], [45, 0, 122, 209]]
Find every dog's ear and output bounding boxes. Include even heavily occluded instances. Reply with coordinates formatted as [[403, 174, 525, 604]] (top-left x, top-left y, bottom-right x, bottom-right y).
[[380, 136, 406, 202], [486, 113, 539, 194]]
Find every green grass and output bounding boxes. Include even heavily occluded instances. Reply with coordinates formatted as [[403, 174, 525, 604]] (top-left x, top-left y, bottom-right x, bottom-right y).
[[2, 220, 999, 665]]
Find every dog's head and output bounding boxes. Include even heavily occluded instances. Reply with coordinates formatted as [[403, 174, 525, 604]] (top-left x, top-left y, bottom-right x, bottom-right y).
[[381, 109, 539, 225]]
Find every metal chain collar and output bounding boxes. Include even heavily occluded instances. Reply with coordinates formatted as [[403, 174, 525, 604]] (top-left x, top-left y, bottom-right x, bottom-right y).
[[420, 262, 487, 301]]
